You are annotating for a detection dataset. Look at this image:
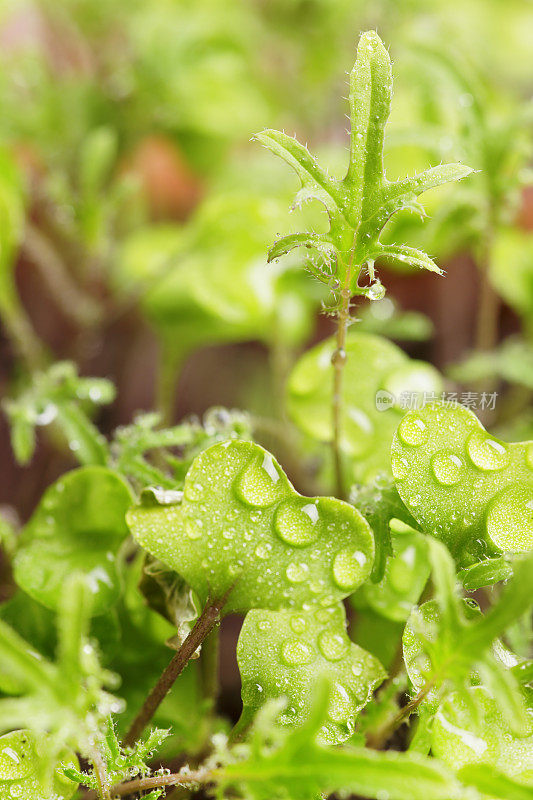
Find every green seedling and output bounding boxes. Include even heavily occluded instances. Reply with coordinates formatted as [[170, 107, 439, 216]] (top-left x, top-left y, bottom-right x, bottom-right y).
[[391, 402, 533, 558], [256, 29, 471, 495], [401, 541, 533, 735], [13, 467, 132, 614], [236, 603, 385, 745], [288, 330, 442, 485], [0, 730, 78, 800], [127, 440, 374, 614], [4, 361, 115, 466]]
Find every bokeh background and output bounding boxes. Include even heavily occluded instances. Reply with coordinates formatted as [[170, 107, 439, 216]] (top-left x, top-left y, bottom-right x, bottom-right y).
[[1, 0, 532, 523]]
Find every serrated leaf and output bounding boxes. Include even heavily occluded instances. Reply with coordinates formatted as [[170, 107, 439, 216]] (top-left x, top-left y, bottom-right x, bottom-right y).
[[13, 467, 132, 614], [287, 331, 442, 484], [378, 243, 442, 273], [127, 440, 374, 614], [220, 685, 463, 800], [391, 402, 533, 557], [255, 31, 473, 298], [236, 603, 385, 744]]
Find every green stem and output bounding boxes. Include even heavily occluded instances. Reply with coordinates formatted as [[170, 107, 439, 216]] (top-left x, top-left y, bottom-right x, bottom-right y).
[[200, 627, 220, 711], [2, 304, 47, 372], [331, 262, 354, 500], [89, 746, 111, 800], [156, 340, 188, 427], [367, 678, 435, 750]]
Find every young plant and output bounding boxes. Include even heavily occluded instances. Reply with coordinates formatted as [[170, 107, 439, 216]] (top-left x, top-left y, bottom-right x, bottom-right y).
[[255, 30, 473, 495]]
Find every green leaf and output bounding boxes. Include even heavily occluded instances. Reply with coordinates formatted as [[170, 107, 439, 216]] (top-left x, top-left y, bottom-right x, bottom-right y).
[[255, 31, 473, 300], [287, 331, 442, 484], [350, 474, 421, 581], [353, 526, 429, 621], [460, 557, 514, 591], [377, 243, 442, 274], [3, 361, 114, 466], [0, 730, 78, 800], [115, 192, 318, 353], [13, 467, 132, 614], [236, 603, 385, 744], [220, 685, 462, 800], [127, 440, 374, 614], [391, 402, 533, 557], [432, 687, 533, 784], [458, 764, 533, 800]]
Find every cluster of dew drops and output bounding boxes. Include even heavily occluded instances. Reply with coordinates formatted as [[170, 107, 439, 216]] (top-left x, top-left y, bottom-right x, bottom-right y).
[[392, 407, 533, 549]]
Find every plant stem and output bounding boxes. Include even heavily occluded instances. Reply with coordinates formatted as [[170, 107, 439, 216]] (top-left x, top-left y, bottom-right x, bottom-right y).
[[83, 767, 213, 799], [156, 340, 187, 427], [200, 627, 220, 710], [23, 224, 101, 327], [89, 746, 111, 800], [474, 221, 499, 353], [331, 261, 353, 500], [123, 593, 229, 748], [367, 678, 435, 750]]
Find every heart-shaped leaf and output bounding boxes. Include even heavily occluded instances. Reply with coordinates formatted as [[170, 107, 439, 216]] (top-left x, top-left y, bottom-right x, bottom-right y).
[[432, 687, 533, 783], [13, 467, 132, 614], [0, 730, 78, 800], [288, 331, 442, 483], [127, 440, 374, 614], [236, 603, 385, 745], [391, 402, 533, 557]]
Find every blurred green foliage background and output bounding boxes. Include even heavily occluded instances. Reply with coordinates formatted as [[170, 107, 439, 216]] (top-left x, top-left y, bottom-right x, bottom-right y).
[[0, 0, 532, 516]]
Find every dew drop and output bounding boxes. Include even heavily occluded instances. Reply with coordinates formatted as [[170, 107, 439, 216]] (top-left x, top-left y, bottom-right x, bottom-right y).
[[327, 682, 354, 722], [467, 431, 509, 471], [526, 443, 533, 470], [280, 638, 314, 666], [391, 454, 408, 481], [486, 484, 533, 553], [286, 562, 309, 583], [257, 619, 272, 632], [318, 631, 348, 661], [431, 451, 464, 486], [274, 499, 320, 547], [290, 615, 307, 634], [185, 519, 202, 540], [397, 414, 428, 447], [185, 481, 205, 502], [234, 453, 282, 507], [332, 548, 368, 590], [254, 543, 271, 559], [242, 681, 264, 704]]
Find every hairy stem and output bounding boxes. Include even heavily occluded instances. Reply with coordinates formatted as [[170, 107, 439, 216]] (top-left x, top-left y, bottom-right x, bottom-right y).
[[123, 593, 229, 748], [83, 767, 213, 799], [331, 262, 354, 500], [89, 746, 111, 800]]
